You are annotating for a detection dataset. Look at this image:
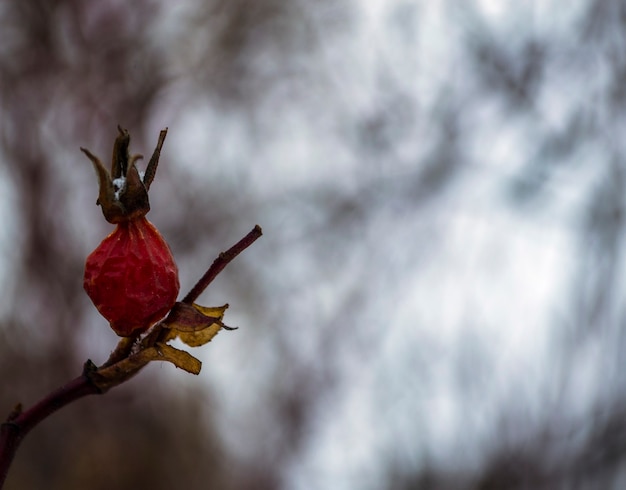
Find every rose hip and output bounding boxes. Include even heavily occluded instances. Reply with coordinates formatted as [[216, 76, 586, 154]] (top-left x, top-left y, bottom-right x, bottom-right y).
[[84, 217, 179, 337], [81, 127, 179, 336]]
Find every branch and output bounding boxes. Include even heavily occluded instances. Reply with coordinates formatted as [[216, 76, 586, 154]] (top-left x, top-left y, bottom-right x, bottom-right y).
[[0, 364, 101, 487], [0, 225, 262, 489], [182, 224, 263, 304]]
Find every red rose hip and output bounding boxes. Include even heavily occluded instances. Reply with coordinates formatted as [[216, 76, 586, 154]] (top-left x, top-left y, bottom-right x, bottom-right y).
[[84, 217, 179, 336], [81, 127, 179, 336]]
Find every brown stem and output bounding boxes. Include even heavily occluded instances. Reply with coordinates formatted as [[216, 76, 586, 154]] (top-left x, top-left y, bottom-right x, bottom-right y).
[[0, 364, 102, 487], [182, 224, 263, 304], [0, 225, 262, 489]]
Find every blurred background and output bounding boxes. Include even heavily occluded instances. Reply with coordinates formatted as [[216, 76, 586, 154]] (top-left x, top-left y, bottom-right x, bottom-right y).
[[1, 0, 624, 488]]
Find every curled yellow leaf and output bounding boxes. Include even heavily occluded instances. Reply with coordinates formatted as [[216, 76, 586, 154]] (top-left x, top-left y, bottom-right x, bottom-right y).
[[162, 302, 229, 347], [153, 342, 202, 374]]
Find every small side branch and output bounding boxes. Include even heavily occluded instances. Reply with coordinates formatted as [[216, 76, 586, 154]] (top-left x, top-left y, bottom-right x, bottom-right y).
[[182, 225, 263, 305]]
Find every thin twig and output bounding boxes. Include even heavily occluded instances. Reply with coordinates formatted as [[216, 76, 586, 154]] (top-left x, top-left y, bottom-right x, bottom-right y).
[[182, 225, 263, 305], [0, 364, 101, 487]]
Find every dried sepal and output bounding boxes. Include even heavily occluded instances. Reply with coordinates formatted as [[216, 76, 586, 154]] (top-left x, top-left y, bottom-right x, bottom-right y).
[[80, 146, 122, 217], [143, 129, 167, 191], [80, 126, 168, 223], [111, 125, 131, 180]]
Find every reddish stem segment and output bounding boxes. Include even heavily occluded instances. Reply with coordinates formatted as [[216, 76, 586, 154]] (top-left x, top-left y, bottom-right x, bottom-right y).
[[0, 225, 262, 489], [182, 225, 263, 305], [0, 370, 100, 487]]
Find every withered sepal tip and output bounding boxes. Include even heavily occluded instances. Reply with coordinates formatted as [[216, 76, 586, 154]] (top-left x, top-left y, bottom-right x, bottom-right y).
[[80, 126, 168, 224]]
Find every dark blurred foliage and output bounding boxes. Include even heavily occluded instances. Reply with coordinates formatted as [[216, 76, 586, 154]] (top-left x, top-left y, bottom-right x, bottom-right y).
[[3, 0, 626, 489]]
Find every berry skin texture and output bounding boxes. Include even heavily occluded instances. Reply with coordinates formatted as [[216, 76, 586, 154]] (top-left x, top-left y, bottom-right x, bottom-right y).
[[84, 217, 180, 337]]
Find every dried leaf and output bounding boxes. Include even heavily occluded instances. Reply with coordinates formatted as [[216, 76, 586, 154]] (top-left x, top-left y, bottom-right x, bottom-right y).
[[162, 302, 228, 347], [165, 302, 228, 332], [153, 342, 202, 374], [91, 348, 157, 391], [175, 323, 223, 347]]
